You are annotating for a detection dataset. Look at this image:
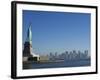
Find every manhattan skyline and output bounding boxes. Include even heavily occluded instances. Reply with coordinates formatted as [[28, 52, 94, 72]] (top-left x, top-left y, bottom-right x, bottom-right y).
[[23, 10, 90, 55]]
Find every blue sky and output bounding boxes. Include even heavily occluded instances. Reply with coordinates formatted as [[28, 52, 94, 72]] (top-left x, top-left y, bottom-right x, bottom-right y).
[[23, 10, 90, 55]]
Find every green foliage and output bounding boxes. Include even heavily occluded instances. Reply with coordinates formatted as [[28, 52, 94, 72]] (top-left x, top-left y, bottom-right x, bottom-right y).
[[28, 57, 37, 61]]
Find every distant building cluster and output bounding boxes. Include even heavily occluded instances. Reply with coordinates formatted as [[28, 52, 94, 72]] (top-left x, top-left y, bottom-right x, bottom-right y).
[[48, 50, 90, 61]]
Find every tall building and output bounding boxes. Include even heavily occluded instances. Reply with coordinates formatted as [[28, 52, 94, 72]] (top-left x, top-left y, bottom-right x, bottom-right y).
[[23, 24, 39, 62]]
